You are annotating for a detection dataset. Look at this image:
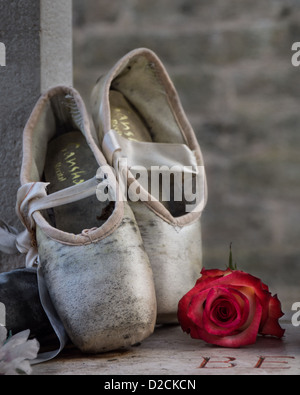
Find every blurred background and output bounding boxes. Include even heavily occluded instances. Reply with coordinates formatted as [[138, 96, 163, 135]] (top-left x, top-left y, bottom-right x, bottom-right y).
[[73, 0, 300, 311]]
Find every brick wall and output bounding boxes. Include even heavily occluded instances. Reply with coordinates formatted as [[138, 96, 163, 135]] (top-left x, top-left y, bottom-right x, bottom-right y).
[[73, 0, 300, 292]]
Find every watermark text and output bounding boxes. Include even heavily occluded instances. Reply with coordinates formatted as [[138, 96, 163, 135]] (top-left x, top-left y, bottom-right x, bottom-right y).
[[95, 159, 206, 213], [291, 302, 300, 327], [291, 42, 300, 67], [0, 42, 6, 67]]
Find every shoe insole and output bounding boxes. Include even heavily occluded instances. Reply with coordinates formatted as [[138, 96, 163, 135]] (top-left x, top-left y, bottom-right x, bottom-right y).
[[109, 90, 187, 216], [44, 131, 111, 234], [110, 90, 152, 143]]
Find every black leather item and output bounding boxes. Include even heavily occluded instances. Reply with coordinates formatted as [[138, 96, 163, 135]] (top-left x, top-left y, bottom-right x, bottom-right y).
[[0, 268, 53, 338]]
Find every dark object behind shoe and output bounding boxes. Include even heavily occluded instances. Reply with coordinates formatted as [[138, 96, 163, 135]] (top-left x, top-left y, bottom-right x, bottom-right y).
[[0, 268, 54, 339]]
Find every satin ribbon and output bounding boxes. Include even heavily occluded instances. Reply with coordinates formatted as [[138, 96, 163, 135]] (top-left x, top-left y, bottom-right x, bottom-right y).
[[0, 172, 115, 364]]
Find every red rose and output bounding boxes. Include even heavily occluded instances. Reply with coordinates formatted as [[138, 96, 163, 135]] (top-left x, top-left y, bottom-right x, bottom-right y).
[[178, 268, 285, 348]]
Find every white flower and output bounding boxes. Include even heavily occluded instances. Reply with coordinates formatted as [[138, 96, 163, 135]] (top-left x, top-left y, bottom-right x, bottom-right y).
[[0, 328, 40, 375]]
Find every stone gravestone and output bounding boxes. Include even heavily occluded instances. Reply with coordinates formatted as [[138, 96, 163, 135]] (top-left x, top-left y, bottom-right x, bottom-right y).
[[0, 0, 73, 272]]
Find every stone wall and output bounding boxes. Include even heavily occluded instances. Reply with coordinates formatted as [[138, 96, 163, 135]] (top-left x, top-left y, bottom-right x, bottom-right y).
[[73, 0, 300, 292], [0, 0, 72, 272]]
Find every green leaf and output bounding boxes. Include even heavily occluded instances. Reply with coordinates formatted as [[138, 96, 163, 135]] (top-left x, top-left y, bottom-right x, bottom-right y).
[[228, 243, 237, 270]]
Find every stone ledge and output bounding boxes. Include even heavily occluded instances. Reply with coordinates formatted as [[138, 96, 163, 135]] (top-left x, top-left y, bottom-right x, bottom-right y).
[[32, 321, 299, 375]]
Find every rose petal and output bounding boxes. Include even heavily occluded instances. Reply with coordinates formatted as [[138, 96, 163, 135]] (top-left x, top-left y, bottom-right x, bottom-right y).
[[234, 286, 257, 331], [209, 271, 271, 326], [259, 294, 285, 338], [178, 285, 210, 335], [204, 301, 240, 337], [196, 295, 263, 348], [202, 287, 249, 337], [209, 288, 250, 330], [185, 288, 212, 338], [210, 298, 238, 325], [195, 268, 232, 289], [199, 268, 232, 282]]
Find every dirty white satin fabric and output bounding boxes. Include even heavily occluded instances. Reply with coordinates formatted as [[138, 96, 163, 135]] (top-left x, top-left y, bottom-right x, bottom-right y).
[[102, 128, 207, 211], [103, 129, 199, 171], [0, 175, 113, 364], [2, 175, 112, 268]]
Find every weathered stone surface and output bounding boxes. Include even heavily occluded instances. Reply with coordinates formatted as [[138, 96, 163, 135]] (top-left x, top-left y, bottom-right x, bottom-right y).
[[32, 321, 300, 375], [0, 0, 72, 272]]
